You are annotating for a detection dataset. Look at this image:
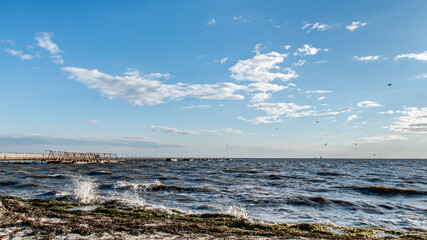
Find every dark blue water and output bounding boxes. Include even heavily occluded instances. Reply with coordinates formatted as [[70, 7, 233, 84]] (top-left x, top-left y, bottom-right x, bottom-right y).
[[1, 158, 426, 230]]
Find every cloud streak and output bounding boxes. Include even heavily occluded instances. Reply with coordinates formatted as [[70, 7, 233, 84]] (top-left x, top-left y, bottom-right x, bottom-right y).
[[0, 134, 180, 148], [150, 125, 243, 135]]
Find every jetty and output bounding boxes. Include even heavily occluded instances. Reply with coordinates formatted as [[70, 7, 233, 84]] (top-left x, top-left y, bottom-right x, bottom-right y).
[[0, 151, 230, 164]]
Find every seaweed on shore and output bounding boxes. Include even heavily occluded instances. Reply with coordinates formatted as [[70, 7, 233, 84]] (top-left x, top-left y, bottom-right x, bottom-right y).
[[1, 195, 426, 239]]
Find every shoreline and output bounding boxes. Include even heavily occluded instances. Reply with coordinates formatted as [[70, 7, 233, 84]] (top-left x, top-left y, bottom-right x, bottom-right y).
[[1, 195, 425, 239]]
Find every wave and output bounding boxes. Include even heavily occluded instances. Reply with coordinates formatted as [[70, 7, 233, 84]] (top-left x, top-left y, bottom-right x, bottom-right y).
[[87, 171, 113, 176], [0, 180, 19, 186], [317, 171, 351, 177], [114, 180, 215, 193], [286, 195, 358, 209], [338, 186, 427, 196]]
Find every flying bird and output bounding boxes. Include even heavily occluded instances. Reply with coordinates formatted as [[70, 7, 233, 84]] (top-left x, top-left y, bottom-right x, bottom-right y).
[[324, 143, 328, 146], [387, 83, 392, 86]]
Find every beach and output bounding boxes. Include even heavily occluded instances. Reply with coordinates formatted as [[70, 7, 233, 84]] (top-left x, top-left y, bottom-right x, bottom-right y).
[[2, 195, 425, 239]]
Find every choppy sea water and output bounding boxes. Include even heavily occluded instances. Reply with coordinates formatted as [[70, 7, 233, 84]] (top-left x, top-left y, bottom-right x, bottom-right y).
[[0, 158, 426, 230]]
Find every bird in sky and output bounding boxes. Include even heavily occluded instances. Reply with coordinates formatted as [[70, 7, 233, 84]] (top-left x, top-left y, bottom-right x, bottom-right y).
[[387, 83, 392, 86]]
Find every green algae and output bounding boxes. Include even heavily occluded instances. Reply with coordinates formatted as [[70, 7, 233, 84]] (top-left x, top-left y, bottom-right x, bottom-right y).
[[1, 195, 426, 239]]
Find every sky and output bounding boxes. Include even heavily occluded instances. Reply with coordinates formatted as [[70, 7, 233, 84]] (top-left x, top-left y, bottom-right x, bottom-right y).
[[1, 0, 427, 158]]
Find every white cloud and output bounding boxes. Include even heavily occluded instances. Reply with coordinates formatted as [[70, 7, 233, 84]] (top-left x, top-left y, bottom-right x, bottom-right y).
[[378, 110, 395, 114], [237, 115, 280, 124], [353, 55, 380, 61], [389, 107, 427, 133], [239, 102, 340, 124], [245, 82, 288, 92], [4, 48, 34, 60], [182, 105, 210, 110], [395, 51, 427, 61], [284, 45, 291, 50], [318, 96, 325, 100], [415, 73, 427, 79], [347, 114, 358, 121], [207, 19, 216, 26], [62, 67, 245, 105], [230, 48, 297, 82], [215, 57, 229, 64], [305, 90, 332, 94], [35, 32, 64, 64], [185, 82, 245, 100], [302, 22, 331, 33], [361, 135, 408, 143], [233, 16, 250, 23], [250, 93, 272, 102], [151, 125, 242, 135], [346, 21, 367, 31], [357, 101, 381, 108], [315, 60, 328, 64], [294, 44, 325, 56], [197, 54, 206, 59], [292, 59, 306, 67], [83, 120, 101, 124]]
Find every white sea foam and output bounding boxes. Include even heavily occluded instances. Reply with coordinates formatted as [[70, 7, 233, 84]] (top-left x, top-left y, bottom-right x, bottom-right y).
[[72, 175, 99, 204], [108, 190, 147, 208], [115, 180, 162, 191], [225, 205, 251, 221]]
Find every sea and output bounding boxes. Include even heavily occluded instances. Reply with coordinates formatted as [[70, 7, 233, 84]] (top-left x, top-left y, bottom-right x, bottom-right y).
[[0, 158, 426, 230]]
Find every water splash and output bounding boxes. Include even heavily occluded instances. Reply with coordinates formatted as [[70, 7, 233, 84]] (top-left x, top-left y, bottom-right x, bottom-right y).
[[115, 180, 162, 191], [72, 175, 99, 204], [225, 205, 251, 220]]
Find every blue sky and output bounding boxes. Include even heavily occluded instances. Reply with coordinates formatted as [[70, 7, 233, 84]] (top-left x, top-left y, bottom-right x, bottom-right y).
[[1, 0, 427, 158]]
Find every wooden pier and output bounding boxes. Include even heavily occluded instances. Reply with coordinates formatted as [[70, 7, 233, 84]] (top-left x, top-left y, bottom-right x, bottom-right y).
[[0, 151, 230, 164]]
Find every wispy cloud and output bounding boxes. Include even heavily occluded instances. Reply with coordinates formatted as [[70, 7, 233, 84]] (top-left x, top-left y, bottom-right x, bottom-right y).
[[233, 16, 250, 23], [35, 32, 64, 64], [415, 73, 427, 79], [305, 90, 332, 94], [230, 44, 297, 82], [4, 48, 35, 60], [1, 39, 15, 45], [353, 55, 380, 61], [389, 107, 427, 133], [215, 57, 229, 64], [357, 101, 381, 108], [395, 50, 427, 61], [302, 22, 331, 33], [62, 67, 245, 106], [378, 110, 395, 115], [361, 135, 407, 143], [182, 105, 210, 110], [318, 96, 325, 100], [83, 120, 101, 124], [151, 125, 243, 135], [292, 59, 306, 67], [346, 21, 367, 31], [207, 18, 216, 26]]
